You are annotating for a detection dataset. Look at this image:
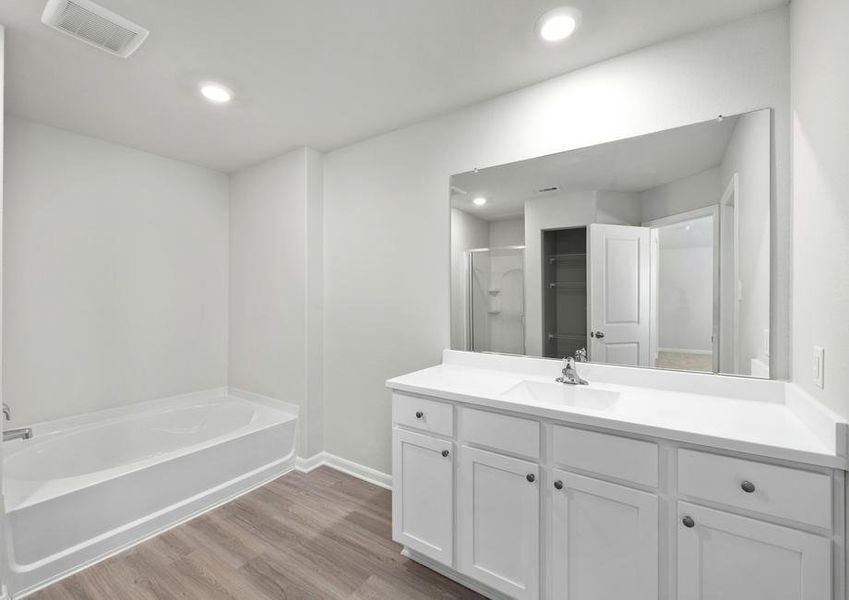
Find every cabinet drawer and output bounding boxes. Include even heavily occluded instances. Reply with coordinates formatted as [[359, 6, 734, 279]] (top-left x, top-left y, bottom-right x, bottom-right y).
[[460, 407, 540, 459], [552, 425, 658, 487], [677, 449, 832, 529], [392, 394, 453, 437]]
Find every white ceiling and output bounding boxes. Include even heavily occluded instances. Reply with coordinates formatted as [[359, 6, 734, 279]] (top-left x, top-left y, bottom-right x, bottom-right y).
[[0, 0, 784, 172], [451, 114, 740, 220]]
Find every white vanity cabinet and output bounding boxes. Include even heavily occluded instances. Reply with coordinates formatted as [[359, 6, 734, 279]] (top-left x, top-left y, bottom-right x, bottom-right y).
[[550, 469, 658, 600], [458, 446, 540, 599], [390, 390, 843, 600], [676, 502, 831, 600], [391, 427, 454, 564]]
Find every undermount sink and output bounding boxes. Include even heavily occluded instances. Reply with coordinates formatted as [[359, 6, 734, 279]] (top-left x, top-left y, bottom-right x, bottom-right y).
[[501, 380, 619, 410]]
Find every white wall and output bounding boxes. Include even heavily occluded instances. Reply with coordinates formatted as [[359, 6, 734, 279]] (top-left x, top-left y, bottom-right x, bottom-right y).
[[3, 117, 229, 424], [721, 110, 771, 374], [0, 27, 5, 422], [228, 147, 323, 457], [596, 191, 642, 226], [489, 218, 524, 247], [323, 9, 791, 473], [640, 167, 721, 223], [790, 0, 849, 417], [449, 208, 490, 350]]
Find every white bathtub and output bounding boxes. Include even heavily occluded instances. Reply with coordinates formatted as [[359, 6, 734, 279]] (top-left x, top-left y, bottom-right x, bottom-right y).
[[3, 388, 298, 597]]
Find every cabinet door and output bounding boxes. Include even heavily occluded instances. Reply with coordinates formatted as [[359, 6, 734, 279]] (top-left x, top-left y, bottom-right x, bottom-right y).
[[459, 446, 539, 600], [550, 469, 658, 600], [392, 428, 454, 565], [677, 502, 831, 600]]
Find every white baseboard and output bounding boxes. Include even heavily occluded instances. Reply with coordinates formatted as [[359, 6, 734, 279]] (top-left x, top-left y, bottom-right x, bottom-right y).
[[295, 451, 391, 490], [295, 452, 326, 473]]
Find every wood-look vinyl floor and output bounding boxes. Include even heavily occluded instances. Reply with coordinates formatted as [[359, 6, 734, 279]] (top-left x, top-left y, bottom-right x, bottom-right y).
[[33, 467, 484, 600]]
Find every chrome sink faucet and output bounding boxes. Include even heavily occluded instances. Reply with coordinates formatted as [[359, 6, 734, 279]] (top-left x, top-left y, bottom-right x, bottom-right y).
[[556, 356, 589, 386], [2, 403, 33, 442]]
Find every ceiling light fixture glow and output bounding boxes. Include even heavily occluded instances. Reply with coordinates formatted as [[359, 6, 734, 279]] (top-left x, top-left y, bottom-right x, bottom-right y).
[[537, 7, 580, 43], [472, 196, 488, 206], [200, 82, 234, 104]]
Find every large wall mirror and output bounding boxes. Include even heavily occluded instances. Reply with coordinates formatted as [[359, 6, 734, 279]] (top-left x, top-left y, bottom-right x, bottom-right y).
[[450, 109, 771, 378]]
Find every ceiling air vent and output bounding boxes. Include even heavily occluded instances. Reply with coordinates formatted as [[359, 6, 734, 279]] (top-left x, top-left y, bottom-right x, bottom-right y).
[[41, 0, 149, 58]]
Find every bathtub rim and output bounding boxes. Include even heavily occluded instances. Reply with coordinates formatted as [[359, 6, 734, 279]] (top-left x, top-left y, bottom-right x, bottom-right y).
[[4, 387, 298, 441], [3, 388, 299, 512]]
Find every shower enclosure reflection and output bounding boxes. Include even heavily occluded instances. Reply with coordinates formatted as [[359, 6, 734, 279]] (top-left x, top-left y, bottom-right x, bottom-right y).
[[467, 246, 525, 354]]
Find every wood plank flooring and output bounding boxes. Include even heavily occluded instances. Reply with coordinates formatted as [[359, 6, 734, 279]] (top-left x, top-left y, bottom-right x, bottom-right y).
[[33, 467, 485, 600]]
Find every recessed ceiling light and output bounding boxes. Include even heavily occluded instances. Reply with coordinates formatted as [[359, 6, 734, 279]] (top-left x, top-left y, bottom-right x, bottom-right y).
[[199, 82, 234, 104], [473, 196, 488, 207], [537, 7, 580, 43]]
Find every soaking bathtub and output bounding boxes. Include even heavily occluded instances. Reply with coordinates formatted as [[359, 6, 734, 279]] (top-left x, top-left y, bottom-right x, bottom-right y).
[[3, 388, 298, 597]]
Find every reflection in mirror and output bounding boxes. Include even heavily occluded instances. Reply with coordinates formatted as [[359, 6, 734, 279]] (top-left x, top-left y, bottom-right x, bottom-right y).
[[450, 109, 771, 378]]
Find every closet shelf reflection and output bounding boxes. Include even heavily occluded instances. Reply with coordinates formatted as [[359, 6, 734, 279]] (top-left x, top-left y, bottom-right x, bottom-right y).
[[548, 253, 587, 263], [548, 281, 586, 289], [547, 333, 587, 341]]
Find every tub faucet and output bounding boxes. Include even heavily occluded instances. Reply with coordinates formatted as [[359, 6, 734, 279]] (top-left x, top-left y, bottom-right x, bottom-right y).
[[2, 403, 33, 441], [556, 356, 589, 386], [4, 427, 33, 442]]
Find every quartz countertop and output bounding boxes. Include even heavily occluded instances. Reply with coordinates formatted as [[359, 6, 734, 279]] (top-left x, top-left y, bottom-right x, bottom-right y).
[[387, 351, 848, 469]]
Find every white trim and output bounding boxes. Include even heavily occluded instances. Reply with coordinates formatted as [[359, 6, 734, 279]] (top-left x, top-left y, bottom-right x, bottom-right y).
[[641, 204, 718, 228], [720, 173, 741, 373], [295, 451, 392, 490], [295, 452, 326, 473], [644, 205, 721, 373]]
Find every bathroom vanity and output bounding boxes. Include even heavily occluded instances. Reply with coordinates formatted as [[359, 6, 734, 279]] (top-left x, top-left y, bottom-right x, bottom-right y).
[[387, 351, 848, 600]]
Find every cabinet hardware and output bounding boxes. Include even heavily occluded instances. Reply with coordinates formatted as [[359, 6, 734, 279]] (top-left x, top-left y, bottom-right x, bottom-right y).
[[554, 480, 564, 490], [741, 480, 756, 493], [441, 449, 450, 457], [415, 411, 423, 419], [526, 473, 536, 483], [682, 516, 695, 528]]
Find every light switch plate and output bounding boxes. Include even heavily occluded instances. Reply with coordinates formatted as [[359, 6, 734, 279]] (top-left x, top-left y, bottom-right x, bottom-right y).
[[813, 346, 825, 389]]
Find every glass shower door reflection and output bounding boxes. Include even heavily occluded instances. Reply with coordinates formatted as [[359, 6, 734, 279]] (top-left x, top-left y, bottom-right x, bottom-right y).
[[468, 247, 525, 355]]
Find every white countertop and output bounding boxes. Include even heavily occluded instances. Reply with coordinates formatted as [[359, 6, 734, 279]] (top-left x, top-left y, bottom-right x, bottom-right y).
[[387, 351, 849, 469]]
